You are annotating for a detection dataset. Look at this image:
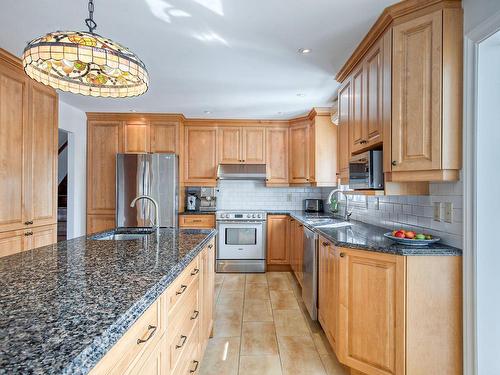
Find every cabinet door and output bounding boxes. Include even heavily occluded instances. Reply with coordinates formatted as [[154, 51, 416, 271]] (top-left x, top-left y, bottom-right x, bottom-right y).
[[200, 242, 215, 353], [318, 238, 337, 351], [266, 215, 289, 265], [350, 65, 365, 154], [0, 63, 29, 232], [87, 215, 116, 235], [0, 229, 26, 258], [289, 123, 310, 184], [127, 335, 168, 375], [124, 121, 149, 153], [150, 121, 177, 153], [364, 38, 384, 147], [87, 121, 122, 215], [28, 224, 57, 250], [242, 127, 265, 164], [294, 221, 304, 285], [337, 249, 405, 375], [218, 127, 241, 164], [29, 83, 58, 227], [266, 128, 289, 185], [392, 10, 442, 172], [337, 79, 351, 184], [184, 126, 218, 185]]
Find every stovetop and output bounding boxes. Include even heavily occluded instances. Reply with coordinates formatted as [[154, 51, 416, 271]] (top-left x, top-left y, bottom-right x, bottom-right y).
[[216, 210, 267, 221]]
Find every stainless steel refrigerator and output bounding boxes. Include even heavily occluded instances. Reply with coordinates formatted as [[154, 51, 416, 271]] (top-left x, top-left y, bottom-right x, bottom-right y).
[[116, 153, 178, 228]]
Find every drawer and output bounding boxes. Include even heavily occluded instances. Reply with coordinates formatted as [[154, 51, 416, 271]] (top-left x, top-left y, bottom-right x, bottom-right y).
[[89, 299, 164, 375], [167, 279, 200, 372], [179, 214, 215, 229], [173, 321, 200, 375], [166, 256, 200, 314]]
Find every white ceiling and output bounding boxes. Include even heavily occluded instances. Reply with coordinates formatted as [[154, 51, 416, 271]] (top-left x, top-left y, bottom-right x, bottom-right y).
[[0, 0, 396, 119]]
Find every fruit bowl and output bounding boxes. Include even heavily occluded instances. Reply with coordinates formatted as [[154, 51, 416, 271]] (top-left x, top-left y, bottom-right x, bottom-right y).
[[384, 232, 440, 246]]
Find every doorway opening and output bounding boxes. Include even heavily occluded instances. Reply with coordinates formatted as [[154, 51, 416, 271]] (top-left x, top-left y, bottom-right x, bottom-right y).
[[57, 129, 69, 242]]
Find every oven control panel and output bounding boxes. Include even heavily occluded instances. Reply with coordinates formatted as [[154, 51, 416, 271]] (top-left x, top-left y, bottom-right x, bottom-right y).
[[216, 211, 266, 221]]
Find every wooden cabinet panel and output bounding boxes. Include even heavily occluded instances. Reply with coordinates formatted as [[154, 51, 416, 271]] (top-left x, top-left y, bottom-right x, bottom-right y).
[[218, 127, 241, 164], [242, 127, 265, 164], [338, 79, 351, 184], [150, 121, 177, 153], [127, 335, 167, 375], [350, 65, 365, 154], [124, 121, 149, 153], [266, 128, 288, 185], [289, 122, 310, 184], [0, 63, 29, 232], [184, 126, 218, 185], [392, 10, 442, 172], [364, 39, 384, 147], [179, 214, 215, 229], [87, 121, 122, 214], [0, 229, 25, 258], [266, 215, 289, 265], [318, 238, 338, 351], [29, 83, 58, 226], [29, 224, 57, 250], [199, 241, 215, 355], [310, 113, 338, 186], [337, 248, 405, 375], [87, 214, 116, 235], [291, 220, 304, 285]]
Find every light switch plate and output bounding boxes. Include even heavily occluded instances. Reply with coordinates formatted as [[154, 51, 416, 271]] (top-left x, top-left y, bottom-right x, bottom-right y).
[[444, 202, 453, 223], [433, 202, 442, 222]]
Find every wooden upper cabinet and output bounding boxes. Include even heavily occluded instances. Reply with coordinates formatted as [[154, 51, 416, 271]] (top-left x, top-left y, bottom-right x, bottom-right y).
[[289, 121, 310, 184], [364, 37, 384, 147], [150, 121, 178, 153], [310, 113, 338, 186], [242, 127, 265, 164], [184, 126, 218, 185], [266, 215, 289, 265], [87, 121, 122, 215], [123, 121, 149, 153], [392, 10, 442, 173], [337, 248, 405, 375], [0, 61, 29, 233], [266, 128, 288, 186], [218, 127, 241, 164], [29, 83, 58, 227], [338, 79, 351, 184], [350, 65, 365, 155]]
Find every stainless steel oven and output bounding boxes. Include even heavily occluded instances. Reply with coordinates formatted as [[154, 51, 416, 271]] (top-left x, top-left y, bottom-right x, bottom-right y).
[[349, 150, 384, 190], [216, 211, 266, 273]]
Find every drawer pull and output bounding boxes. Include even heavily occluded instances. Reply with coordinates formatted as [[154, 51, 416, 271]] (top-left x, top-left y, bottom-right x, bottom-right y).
[[192, 219, 202, 223], [191, 268, 200, 276], [190, 310, 199, 320], [24, 220, 33, 225], [322, 242, 330, 246], [136, 325, 157, 345], [176, 335, 188, 349], [176, 284, 188, 295], [189, 360, 199, 373], [208, 244, 213, 249], [24, 231, 33, 236], [340, 252, 345, 258]]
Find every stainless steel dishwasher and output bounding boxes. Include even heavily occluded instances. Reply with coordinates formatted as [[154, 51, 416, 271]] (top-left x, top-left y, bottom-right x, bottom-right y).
[[302, 226, 319, 320]]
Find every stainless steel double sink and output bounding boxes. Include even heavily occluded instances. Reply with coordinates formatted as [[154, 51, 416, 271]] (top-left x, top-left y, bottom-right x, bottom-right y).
[[92, 227, 156, 241]]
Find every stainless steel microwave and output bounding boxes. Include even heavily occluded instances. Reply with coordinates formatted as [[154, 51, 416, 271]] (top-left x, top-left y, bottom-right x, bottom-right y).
[[349, 150, 384, 190]]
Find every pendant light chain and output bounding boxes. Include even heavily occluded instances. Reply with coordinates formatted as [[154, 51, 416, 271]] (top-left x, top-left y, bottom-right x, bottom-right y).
[[85, 0, 97, 34]]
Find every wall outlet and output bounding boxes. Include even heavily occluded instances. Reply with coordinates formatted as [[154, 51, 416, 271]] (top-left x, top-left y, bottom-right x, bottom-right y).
[[433, 202, 442, 222], [287, 193, 292, 202], [443, 202, 453, 223]]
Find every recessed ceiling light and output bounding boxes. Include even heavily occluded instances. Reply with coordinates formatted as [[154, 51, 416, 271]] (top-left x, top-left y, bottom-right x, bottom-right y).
[[298, 48, 311, 54], [296, 93, 306, 97], [204, 110, 212, 114], [277, 111, 283, 115], [129, 109, 137, 112]]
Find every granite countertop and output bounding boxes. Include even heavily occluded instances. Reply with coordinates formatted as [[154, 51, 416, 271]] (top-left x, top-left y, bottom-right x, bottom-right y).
[[0, 228, 217, 375], [269, 210, 461, 256]]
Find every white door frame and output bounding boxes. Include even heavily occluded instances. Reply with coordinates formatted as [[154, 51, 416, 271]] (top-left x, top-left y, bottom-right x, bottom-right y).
[[463, 10, 500, 375]]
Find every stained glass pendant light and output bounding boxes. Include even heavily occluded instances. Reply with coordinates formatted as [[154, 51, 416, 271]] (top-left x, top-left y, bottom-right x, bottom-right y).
[[22, 0, 148, 98]]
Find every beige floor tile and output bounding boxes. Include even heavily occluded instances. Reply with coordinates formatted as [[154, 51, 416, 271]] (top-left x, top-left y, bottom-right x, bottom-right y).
[[215, 273, 225, 284], [246, 273, 268, 284], [270, 290, 300, 310], [320, 353, 350, 375], [278, 336, 327, 375], [241, 321, 279, 355], [267, 274, 292, 291], [200, 337, 240, 375], [218, 290, 244, 307], [245, 283, 270, 300], [243, 299, 274, 322], [239, 355, 283, 375], [274, 309, 310, 336], [221, 274, 246, 291], [213, 317, 242, 337], [215, 303, 243, 321], [312, 332, 333, 356]]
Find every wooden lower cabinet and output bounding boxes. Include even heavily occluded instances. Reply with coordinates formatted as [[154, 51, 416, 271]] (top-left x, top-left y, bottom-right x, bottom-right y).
[[87, 214, 116, 235], [90, 239, 215, 375], [289, 219, 304, 285], [0, 224, 56, 258], [317, 247, 462, 375], [266, 215, 289, 265], [179, 214, 215, 229]]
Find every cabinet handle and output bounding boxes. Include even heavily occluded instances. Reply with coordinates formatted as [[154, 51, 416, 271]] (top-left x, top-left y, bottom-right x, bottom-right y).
[[299, 224, 303, 227], [208, 244, 213, 249], [136, 325, 157, 344], [176, 284, 188, 295], [192, 219, 202, 223], [190, 310, 199, 320], [391, 160, 397, 166], [176, 335, 188, 349], [189, 360, 200, 373], [24, 231, 33, 236], [322, 242, 330, 247], [191, 268, 200, 276], [340, 252, 346, 258], [24, 220, 33, 225]]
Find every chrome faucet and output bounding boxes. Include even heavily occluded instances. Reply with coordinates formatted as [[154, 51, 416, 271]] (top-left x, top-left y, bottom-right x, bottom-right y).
[[130, 195, 160, 231], [327, 188, 353, 221]]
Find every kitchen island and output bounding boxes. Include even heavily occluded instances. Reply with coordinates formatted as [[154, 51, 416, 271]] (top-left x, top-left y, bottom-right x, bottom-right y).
[[0, 228, 217, 374]]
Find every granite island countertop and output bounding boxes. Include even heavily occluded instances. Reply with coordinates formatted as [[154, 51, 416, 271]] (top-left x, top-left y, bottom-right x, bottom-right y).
[[0, 228, 217, 375], [268, 210, 461, 256]]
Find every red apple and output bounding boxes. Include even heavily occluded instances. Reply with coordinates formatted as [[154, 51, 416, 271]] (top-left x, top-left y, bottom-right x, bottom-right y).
[[395, 231, 405, 238]]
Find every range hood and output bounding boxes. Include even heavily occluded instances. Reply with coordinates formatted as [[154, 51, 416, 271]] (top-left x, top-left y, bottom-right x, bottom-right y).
[[217, 164, 267, 180]]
